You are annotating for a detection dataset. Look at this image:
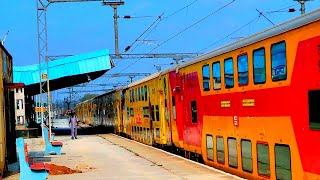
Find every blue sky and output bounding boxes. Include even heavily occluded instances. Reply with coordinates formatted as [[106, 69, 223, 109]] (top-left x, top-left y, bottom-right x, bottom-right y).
[[1, 0, 320, 102]]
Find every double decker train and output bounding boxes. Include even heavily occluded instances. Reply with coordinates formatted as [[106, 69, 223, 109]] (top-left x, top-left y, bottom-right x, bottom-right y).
[[0, 43, 16, 177], [76, 9, 320, 179]]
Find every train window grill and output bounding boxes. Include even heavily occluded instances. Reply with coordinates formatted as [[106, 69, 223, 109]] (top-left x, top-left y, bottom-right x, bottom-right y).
[[172, 97, 176, 120], [224, 58, 234, 88], [275, 144, 292, 180], [206, 135, 214, 161], [309, 90, 320, 130], [141, 87, 145, 101], [191, 101, 197, 123], [257, 142, 270, 177], [216, 136, 225, 164], [151, 105, 155, 121], [228, 138, 238, 168], [238, 54, 249, 86], [132, 126, 134, 136], [146, 128, 150, 143], [253, 47, 266, 84], [140, 127, 143, 140], [132, 90, 135, 102], [212, 61, 221, 90], [202, 64, 210, 91], [137, 126, 139, 139], [271, 41, 287, 81], [143, 127, 146, 142], [156, 128, 160, 138], [143, 107, 149, 117], [135, 89, 138, 102], [155, 105, 160, 121], [138, 87, 141, 101], [241, 139, 253, 173], [144, 86, 148, 101], [130, 108, 134, 117]]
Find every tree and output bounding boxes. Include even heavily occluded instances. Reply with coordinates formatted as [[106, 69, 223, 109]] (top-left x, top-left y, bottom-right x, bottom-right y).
[[80, 94, 98, 102]]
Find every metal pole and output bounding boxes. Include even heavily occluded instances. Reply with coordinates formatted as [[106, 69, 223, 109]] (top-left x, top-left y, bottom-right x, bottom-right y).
[[301, 1, 305, 15], [112, 5, 119, 56], [37, 0, 45, 141]]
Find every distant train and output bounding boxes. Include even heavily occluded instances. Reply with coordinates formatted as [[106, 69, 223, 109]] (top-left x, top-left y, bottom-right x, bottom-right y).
[[76, 9, 320, 179], [0, 43, 16, 177]]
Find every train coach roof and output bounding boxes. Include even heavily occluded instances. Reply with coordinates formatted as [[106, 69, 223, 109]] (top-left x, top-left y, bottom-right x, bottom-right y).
[[125, 8, 320, 88], [178, 8, 320, 68], [126, 64, 177, 88]]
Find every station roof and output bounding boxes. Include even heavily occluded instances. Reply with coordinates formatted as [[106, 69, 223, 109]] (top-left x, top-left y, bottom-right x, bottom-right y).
[[13, 49, 113, 95]]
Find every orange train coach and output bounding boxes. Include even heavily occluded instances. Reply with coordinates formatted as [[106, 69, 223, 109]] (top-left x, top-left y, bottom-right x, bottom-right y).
[[76, 9, 320, 179]]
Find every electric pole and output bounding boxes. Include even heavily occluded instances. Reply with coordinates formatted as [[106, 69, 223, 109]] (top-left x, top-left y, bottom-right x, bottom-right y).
[[102, 1, 124, 57], [295, 0, 312, 15]]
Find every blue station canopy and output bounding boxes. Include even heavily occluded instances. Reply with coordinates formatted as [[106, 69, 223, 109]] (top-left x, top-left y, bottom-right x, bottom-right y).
[[13, 49, 113, 95]]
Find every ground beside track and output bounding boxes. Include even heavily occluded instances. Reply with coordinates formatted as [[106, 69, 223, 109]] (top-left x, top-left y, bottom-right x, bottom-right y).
[[4, 134, 243, 180]]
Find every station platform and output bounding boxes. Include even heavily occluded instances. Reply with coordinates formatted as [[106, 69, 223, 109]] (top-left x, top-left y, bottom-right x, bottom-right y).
[[4, 134, 242, 180]]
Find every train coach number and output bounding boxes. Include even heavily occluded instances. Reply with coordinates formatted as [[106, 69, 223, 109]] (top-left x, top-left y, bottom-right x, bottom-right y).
[[233, 116, 239, 126]]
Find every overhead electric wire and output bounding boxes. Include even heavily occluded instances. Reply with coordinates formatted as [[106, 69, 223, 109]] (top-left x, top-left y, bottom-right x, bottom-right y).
[[163, 0, 200, 20], [116, 0, 236, 73], [197, 3, 300, 53], [109, 0, 204, 79], [123, 13, 164, 53], [197, 15, 260, 53], [128, 0, 201, 53]]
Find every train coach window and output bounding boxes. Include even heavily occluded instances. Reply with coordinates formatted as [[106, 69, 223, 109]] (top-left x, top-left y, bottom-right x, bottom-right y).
[[143, 107, 149, 117], [224, 58, 234, 88], [308, 90, 320, 130], [142, 87, 145, 101], [140, 127, 143, 140], [275, 144, 291, 180], [155, 105, 160, 121], [257, 142, 270, 177], [191, 101, 197, 123], [130, 108, 134, 117], [228, 138, 238, 168], [172, 97, 176, 120], [144, 86, 148, 101], [206, 135, 214, 161], [241, 139, 253, 173], [253, 48, 266, 84], [271, 41, 287, 81], [138, 87, 141, 101], [216, 136, 225, 164], [135, 89, 138, 102], [146, 128, 150, 143], [202, 64, 210, 91], [238, 54, 249, 86], [151, 105, 155, 121], [212, 61, 221, 90]]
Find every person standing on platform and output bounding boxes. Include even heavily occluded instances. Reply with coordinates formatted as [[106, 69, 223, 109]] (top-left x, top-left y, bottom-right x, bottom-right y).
[[69, 111, 78, 139]]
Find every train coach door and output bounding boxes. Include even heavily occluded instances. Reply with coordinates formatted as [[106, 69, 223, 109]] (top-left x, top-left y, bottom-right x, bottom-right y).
[[163, 77, 172, 146]]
